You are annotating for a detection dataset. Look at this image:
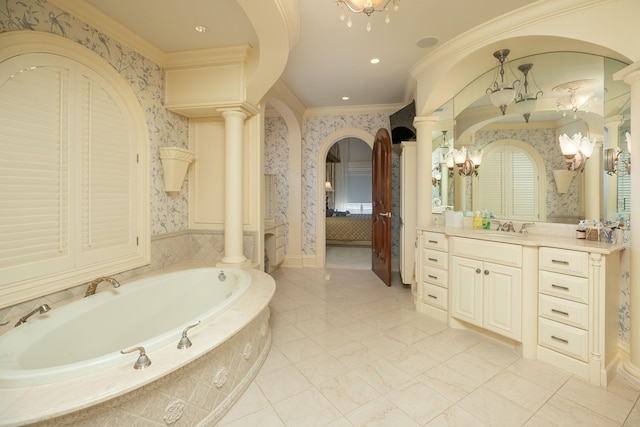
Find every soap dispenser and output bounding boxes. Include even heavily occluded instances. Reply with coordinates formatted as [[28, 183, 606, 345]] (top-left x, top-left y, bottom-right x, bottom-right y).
[[473, 211, 482, 229]]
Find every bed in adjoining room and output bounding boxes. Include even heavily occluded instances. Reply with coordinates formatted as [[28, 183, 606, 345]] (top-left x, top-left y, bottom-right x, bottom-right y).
[[325, 213, 372, 246]]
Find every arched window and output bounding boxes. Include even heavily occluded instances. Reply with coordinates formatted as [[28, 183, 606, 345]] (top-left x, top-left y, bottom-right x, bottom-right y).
[[475, 140, 545, 221], [0, 33, 149, 307]]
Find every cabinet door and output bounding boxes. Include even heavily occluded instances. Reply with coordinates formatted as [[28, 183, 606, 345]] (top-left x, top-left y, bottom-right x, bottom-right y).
[[451, 256, 483, 327], [483, 262, 522, 341]]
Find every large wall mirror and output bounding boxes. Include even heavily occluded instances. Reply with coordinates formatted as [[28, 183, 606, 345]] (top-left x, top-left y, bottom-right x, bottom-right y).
[[430, 51, 630, 224]]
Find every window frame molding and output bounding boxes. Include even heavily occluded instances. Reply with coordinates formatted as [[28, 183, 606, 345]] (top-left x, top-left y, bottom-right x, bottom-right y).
[[0, 32, 150, 308]]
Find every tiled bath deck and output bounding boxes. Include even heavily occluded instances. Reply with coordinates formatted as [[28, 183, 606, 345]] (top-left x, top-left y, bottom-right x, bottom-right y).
[[217, 266, 640, 427]]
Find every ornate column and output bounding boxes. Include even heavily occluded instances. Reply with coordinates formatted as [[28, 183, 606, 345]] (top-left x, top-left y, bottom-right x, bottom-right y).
[[219, 109, 249, 266], [584, 139, 602, 221], [414, 116, 439, 229], [615, 62, 640, 385]]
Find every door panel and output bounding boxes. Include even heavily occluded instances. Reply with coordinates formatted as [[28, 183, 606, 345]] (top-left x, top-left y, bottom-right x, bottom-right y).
[[451, 256, 483, 327], [372, 128, 392, 286]]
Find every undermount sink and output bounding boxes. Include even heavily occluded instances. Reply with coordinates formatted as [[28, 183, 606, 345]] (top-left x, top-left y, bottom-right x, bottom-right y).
[[482, 232, 520, 238]]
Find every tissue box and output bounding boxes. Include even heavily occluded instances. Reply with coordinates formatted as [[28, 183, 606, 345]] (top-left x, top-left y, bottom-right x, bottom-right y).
[[444, 210, 463, 228], [585, 226, 600, 241]]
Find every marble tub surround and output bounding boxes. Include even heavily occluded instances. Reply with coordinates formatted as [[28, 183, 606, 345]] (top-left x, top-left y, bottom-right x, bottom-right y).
[[0, 262, 275, 427]]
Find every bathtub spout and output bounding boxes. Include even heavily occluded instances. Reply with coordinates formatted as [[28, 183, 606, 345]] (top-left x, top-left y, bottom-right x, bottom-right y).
[[84, 276, 121, 297], [15, 304, 51, 327]]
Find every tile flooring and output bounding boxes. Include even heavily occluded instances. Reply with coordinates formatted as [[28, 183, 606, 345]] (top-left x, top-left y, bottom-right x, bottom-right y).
[[217, 265, 640, 426]]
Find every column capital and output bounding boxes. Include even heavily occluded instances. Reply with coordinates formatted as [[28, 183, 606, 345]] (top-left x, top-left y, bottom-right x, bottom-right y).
[[219, 108, 249, 120], [217, 102, 259, 118], [413, 115, 439, 130]]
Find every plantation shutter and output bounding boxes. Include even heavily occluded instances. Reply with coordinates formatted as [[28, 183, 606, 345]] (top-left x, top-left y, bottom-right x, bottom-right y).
[[510, 150, 537, 219], [617, 151, 631, 216], [477, 150, 505, 216], [0, 63, 73, 281], [78, 74, 136, 264]]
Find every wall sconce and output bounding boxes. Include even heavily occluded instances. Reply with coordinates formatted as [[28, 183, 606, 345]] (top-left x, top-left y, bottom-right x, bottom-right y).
[[446, 146, 483, 177], [514, 63, 543, 123], [558, 132, 595, 172], [604, 131, 632, 175], [486, 49, 520, 115], [159, 147, 195, 192], [432, 165, 442, 185]]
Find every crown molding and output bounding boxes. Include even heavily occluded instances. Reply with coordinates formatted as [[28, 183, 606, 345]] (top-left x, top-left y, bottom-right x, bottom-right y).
[[48, 0, 167, 66], [164, 45, 252, 69], [304, 103, 404, 117]]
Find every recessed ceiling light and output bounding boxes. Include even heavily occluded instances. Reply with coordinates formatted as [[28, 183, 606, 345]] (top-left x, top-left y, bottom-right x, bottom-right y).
[[194, 25, 208, 33], [416, 36, 439, 49], [370, 58, 380, 64], [342, 96, 350, 101]]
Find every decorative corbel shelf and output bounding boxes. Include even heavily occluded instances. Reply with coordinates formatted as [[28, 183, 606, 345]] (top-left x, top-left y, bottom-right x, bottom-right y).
[[159, 147, 195, 192]]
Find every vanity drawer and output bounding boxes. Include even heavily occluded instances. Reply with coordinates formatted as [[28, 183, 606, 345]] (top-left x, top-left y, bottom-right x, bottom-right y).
[[422, 283, 448, 309], [539, 294, 588, 330], [450, 237, 521, 268], [539, 270, 588, 304], [423, 231, 448, 251], [423, 249, 448, 269], [539, 317, 588, 362], [423, 265, 448, 288], [539, 247, 588, 277]]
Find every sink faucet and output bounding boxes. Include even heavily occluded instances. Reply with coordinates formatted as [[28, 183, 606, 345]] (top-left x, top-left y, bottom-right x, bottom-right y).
[[494, 221, 515, 232], [84, 276, 121, 297], [15, 304, 51, 327], [519, 222, 535, 235]]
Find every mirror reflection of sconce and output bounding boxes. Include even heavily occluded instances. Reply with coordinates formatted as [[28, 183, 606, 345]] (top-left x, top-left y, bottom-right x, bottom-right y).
[[432, 165, 442, 185], [159, 147, 195, 193], [446, 146, 483, 177], [558, 132, 595, 172], [604, 131, 632, 175]]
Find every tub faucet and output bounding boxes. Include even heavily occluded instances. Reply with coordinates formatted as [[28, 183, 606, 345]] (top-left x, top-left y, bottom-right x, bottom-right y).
[[15, 304, 51, 327], [84, 276, 121, 297]]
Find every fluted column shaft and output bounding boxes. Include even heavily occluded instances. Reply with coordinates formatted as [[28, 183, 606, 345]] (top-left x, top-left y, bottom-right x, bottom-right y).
[[414, 116, 439, 229]]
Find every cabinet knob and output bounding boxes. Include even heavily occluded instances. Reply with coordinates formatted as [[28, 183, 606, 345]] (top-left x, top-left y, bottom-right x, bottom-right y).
[[475, 268, 481, 274], [484, 270, 490, 275]]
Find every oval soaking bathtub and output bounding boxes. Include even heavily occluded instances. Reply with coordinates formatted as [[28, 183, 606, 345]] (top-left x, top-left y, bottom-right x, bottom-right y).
[[0, 264, 275, 426]]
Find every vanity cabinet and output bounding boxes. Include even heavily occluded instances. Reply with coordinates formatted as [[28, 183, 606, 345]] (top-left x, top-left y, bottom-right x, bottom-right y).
[[537, 247, 620, 386], [450, 237, 522, 341], [415, 230, 448, 322]]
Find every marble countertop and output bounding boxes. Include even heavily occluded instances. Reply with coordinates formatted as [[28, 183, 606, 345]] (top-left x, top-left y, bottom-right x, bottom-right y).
[[419, 224, 626, 255]]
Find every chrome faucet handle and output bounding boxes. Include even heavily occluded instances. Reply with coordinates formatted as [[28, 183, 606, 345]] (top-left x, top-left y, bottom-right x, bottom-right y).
[[519, 222, 535, 235], [491, 219, 503, 231], [120, 346, 151, 369], [177, 321, 201, 350]]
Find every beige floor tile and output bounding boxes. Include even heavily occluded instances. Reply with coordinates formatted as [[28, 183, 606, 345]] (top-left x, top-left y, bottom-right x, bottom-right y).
[[255, 365, 313, 404], [353, 358, 413, 393], [384, 346, 439, 377], [425, 406, 490, 427], [557, 376, 635, 424], [385, 379, 454, 424], [329, 341, 381, 369], [317, 371, 381, 415], [418, 364, 478, 403], [295, 352, 348, 385], [439, 352, 503, 385], [276, 336, 325, 364], [624, 396, 640, 427], [485, 371, 555, 412], [217, 382, 270, 424], [272, 387, 342, 427], [218, 406, 286, 427], [345, 396, 421, 427], [535, 394, 620, 427], [506, 358, 572, 392], [458, 387, 533, 427], [465, 339, 520, 368]]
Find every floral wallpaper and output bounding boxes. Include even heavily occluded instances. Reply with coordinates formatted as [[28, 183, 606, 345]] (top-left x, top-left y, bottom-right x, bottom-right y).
[[0, 0, 190, 236], [264, 116, 289, 247]]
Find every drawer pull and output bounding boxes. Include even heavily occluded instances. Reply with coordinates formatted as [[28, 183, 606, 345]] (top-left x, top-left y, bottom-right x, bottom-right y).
[[428, 240, 439, 244], [551, 308, 569, 316], [427, 294, 438, 299], [551, 335, 569, 344], [476, 268, 482, 274], [551, 259, 570, 265], [428, 275, 438, 280], [551, 284, 570, 291], [428, 257, 438, 262]]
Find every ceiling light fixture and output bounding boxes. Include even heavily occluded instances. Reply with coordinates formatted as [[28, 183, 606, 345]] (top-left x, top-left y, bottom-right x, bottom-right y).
[[333, 0, 400, 32], [370, 58, 380, 64], [194, 25, 208, 33], [341, 96, 350, 101], [553, 79, 598, 119], [514, 63, 543, 123], [559, 132, 595, 172], [486, 49, 520, 116]]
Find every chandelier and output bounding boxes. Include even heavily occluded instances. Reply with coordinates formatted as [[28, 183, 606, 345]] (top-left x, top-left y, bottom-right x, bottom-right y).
[[445, 146, 483, 177], [558, 132, 596, 172], [333, 0, 400, 31], [553, 80, 598, 120], [514, 64, 543, 123], [486, 49, 520, 115]]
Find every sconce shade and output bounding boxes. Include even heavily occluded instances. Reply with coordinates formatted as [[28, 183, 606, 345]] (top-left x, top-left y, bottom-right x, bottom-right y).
[[553, 169, 576, 193], [159, 147, 195, 192], [558, 133, 595, 172], [325, 181, 334, 192]]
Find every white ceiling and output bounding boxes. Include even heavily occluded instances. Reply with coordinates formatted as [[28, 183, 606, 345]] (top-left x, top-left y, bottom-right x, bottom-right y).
[[86, 0, 539, 109]]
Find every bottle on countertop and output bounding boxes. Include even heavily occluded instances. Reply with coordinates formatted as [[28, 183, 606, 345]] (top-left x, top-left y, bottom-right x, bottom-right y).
[[473, 211, 482, 229], [482, 210, 490, 229]]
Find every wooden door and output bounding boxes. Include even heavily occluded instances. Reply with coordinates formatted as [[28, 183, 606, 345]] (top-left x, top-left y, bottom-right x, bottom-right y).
[[372, 128, 392, 286]]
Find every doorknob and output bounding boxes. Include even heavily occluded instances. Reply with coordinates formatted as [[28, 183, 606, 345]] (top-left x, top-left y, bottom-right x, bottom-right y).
[[379, 212, 391, 217]]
